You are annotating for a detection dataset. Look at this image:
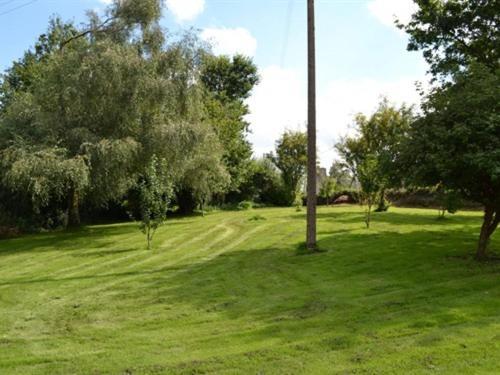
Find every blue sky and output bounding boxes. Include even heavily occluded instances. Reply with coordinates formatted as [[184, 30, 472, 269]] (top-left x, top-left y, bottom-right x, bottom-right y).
[[0, 0, 428, 167]]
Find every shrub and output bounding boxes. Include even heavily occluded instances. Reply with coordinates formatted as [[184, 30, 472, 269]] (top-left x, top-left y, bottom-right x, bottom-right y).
[[237, 201, 253, 210], [249, 214, 266, 221]]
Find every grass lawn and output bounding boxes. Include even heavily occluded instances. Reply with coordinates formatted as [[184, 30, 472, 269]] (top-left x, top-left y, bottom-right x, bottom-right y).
[[0, 206, 499, 374]]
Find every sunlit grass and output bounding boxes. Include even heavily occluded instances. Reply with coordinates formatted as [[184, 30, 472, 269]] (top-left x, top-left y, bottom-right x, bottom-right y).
[[0, 206, 499, 374]]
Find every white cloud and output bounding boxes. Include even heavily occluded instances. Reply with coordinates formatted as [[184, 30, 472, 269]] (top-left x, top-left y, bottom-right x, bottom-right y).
[[246, 66, 307, 158], [316, 77, 425, 166], [367, 0, 418, 30], [246, 66, 425, 167], [201, 27, 257, 57], [166, 0, 205, 22]]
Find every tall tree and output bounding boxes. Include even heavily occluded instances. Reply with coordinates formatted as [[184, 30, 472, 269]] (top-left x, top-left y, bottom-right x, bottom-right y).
[[337, 99, 413, 212], [402, 0, 500, 259], [0, 0, 229, 228], [402, 0, 499, 79], [404, 64, 500, 259], [0, 18, 78, 113], [201, 54, 259, 197]]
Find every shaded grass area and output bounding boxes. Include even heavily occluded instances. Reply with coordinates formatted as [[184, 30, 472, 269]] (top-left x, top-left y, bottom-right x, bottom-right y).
[[0, 206, 499, 374]]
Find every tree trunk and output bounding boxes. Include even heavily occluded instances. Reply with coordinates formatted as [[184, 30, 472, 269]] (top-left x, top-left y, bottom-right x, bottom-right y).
[[147, 226, 152, 250], [438, 207, 446, 219], [376, 188, 387, 212], [476, 205, 499, 260], [67, 188, 81, 228], [176, 189, 197, 214], [365, 202, 372, 229]]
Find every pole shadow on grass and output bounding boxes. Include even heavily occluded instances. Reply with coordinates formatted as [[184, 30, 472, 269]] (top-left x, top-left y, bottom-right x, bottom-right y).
[[1, 211, 499, 372], [135, 226, 500, 339]]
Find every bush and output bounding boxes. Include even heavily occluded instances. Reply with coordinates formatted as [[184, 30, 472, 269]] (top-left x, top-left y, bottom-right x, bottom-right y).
[[236, 158, 290, 207], [0, 225, 21, 239], [375, 195, 390, 212], [249, 214, 266, 221], [237, 201, 253, 210], [387, 188, 479, 209]]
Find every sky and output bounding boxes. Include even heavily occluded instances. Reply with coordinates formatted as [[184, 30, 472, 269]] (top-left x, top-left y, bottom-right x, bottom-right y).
[[0, 0, 428, 167]]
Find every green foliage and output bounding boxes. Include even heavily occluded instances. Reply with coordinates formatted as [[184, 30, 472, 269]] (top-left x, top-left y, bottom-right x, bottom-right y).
[[137, 155, 172, 250], [319, 177, 336, 205], [159, 121, 229, 214], [1, 146, 89, 212], [237, 158, 287, 206], [203, 96, 252, 193], [0, 3, 239, 228], [269, 130, 308, 206], [435, 184, 461, 219], [401, 1, 499, 259], [374, 195, 390, 213], [201, 54, 259, 102], [403, 63, 499, 258], [248, 214, 266, 221], [0, 17, 78, 112], [237, 200, 253, 211], [294, 191, 304, 212], [329, 161, 353, 190], [405, 64, 500, 205], [201, 54, 259, 196], [337, 99, 412, 222], [112, 0, 162, 27], [402, 0, 499, 78]]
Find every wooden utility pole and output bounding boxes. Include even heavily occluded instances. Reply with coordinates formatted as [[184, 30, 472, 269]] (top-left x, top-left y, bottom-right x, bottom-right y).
[[306, 0, 317, 251]]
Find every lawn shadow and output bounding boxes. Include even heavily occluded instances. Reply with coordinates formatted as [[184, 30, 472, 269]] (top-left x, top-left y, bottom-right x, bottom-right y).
[[0, 219, 193, 257], [131, 221, 500, 349], [291, 209, 481, 228]]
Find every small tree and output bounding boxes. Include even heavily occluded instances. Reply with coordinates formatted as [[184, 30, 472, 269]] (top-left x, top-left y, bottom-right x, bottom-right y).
[[357, 155, 381, 229], [319, 177, 336, 206], [294, 190, 303, 212], [434, 184, 461, 219], [138, 156, 172, 250]]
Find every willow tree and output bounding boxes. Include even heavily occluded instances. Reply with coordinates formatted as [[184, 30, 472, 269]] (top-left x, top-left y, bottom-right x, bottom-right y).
[[0, 1, 164, 226], [1, 0, 233, 228]]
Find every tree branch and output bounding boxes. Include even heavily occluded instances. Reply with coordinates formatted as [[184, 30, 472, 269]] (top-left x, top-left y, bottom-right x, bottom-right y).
[[60, 17, 115, 49]]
